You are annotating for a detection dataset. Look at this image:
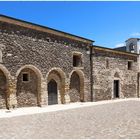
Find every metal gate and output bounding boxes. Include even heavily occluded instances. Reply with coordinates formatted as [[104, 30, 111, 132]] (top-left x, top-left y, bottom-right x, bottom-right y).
[[48, 80, 58, 105]]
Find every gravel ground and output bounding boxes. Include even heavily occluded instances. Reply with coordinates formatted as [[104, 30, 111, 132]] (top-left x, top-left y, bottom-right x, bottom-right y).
[[0, 100, 140, 139]]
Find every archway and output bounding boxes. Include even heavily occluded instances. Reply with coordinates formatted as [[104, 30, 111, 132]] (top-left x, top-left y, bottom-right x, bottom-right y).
[[47, 68, 66, 105], [0, 70, 8, 109], [16, 65, 42, 107], [48, 79, 58, 105], [69, 70, 84, 102], [0, 64, 11, 109]]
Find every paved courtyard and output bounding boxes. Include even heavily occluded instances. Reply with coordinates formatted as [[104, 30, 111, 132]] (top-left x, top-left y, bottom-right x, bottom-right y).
[[0, 99, 140, 139]]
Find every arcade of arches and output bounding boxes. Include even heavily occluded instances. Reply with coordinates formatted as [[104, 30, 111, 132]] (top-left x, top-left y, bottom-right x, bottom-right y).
[[0, 65, 85, 109]]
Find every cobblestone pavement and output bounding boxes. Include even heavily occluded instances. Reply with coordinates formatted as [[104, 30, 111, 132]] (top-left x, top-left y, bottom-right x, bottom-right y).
[[1, 100, 140, 139]]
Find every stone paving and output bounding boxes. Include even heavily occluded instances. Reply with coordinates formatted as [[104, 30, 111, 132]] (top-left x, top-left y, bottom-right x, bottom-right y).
[[0, 99, 140, 139]]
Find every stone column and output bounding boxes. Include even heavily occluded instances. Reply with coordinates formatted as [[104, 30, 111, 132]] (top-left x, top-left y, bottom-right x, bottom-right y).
[[64, 83, 70, 104], [84, 80, 90, 102], [58, 89, 61, 104], [40, 79, 47, 106], [8, 77, 17, 109]]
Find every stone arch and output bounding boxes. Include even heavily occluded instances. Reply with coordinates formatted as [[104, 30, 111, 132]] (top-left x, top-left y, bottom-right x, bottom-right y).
[[69, 70, 84, 102], [111, 68, 123, 80], [114, 72, 120, 78], [16, 65, 43, 107], [46, 68, 66, 105], [0, 64, 11, 109]]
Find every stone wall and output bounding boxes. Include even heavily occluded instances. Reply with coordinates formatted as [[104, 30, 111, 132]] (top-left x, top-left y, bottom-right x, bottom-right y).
[[0, 17, 139, 109], [0, 20, 91, 108], [93, 48, 138, 101]]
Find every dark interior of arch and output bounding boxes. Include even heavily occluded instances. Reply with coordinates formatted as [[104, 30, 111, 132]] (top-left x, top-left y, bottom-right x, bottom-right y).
[[0, 70, 7, 109], [48, 79, 58, 105]]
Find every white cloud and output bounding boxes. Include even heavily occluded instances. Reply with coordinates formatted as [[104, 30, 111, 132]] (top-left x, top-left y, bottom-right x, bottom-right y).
[[115, 43, 125, 48], [131, 32, 140, 37]]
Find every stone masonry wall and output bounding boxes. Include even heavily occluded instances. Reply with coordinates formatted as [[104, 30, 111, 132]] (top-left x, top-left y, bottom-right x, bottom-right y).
[[93, 48, 138, 101], [0, 19, 139, 108], [0, 21, 91, 107]]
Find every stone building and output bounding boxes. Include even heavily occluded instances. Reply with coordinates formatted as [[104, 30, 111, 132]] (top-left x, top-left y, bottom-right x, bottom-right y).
[[0, 14, 139, 109], [92, 46, 139, 101]]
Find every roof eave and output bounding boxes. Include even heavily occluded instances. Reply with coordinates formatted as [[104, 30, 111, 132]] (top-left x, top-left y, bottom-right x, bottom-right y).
[[92, 45, 139, 56], [0, 14, 94, 44]]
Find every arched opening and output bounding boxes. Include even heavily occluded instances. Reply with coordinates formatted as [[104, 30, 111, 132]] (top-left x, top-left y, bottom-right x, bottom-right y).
[[47, 68, 66, 105], [114, 72, 120, 78], [48, 79, 58, 105], [16, 67, 41, 107], [69, 71, 84, 102], [0, 70, 8, 109]]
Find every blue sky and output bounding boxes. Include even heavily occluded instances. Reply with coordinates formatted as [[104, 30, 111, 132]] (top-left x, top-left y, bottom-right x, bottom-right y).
[[0, 1, 140, 48]]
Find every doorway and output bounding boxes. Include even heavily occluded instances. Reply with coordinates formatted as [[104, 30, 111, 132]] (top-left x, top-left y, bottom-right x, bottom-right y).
[[48, 80, 58, 105], [114, 80, 119, 98]]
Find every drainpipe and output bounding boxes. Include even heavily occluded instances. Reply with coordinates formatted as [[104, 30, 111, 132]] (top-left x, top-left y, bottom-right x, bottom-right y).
[[137, 55, 140, 98], [137, 72, 140, 98], [89, 46, 94, 101]]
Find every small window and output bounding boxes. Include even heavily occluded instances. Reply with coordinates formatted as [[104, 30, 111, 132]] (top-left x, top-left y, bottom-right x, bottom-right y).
[[128, 61, 133, 70], [73, 54, 82, 67], [22, 73, 29, 82], [106, 59, 109, 69]]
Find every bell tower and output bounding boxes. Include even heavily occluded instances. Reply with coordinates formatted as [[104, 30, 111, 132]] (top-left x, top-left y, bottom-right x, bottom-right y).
[[126, 38, 140, 54]]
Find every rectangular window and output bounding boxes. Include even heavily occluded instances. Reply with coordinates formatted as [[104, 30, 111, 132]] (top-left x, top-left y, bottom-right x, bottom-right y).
[[128, 61, 133, 70], [73, 55, 82, 67], [22, 73, 29, 82]]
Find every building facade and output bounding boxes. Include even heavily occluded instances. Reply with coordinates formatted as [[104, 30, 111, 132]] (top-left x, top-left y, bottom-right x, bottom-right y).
[[0, 15, 139, 109], [92, 46, 139, 101]]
